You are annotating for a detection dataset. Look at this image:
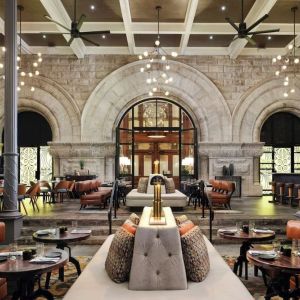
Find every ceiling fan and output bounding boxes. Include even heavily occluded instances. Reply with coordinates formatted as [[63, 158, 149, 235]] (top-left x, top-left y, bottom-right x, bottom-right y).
[[44, 0, 110, 46], [225, 0, 279, 46]]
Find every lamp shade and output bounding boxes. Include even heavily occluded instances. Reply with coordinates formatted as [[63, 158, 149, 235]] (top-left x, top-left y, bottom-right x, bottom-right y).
[[150, 175, 165, 185]]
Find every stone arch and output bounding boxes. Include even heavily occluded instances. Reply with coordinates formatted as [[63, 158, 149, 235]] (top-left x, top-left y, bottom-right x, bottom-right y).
[[82, 59, 231, 143], [0, 76, 81, 142], [232, 77, 300, 142]]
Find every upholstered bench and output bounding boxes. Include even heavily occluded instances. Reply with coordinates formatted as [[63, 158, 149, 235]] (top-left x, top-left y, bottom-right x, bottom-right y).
[[64, 234, 253, 300]]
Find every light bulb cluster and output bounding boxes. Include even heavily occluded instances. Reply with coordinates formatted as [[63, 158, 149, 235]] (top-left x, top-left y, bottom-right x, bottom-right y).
[[0, 47, 42, 92], [272, 45, 298, 98], [138, 47, 177, 97]]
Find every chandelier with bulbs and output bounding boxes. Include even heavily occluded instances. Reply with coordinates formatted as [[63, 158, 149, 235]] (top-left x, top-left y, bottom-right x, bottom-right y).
[[0, 5, 42, 92], [138, 6, 177, 97], [272, 6, 299, 98]]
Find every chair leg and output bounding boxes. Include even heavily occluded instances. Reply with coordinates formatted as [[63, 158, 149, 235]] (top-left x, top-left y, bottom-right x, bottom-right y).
[[21, 201, 28, 215], [34, 197, 39, 212]]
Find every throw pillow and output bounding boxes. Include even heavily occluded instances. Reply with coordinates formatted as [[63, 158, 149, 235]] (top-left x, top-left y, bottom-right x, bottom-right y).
[[122, 219, 137, 235], [175, 214, 189, 225], [105, 227, 135, 283], [179, 220, 195, 236], [128, 212, 140, 225], [165, 178, 175, 193], [181, 226, 210, 282], [137, 177, 148, 193]]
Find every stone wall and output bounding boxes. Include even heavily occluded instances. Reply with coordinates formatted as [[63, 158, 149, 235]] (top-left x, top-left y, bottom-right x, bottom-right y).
[[0, 54, 299, 196]]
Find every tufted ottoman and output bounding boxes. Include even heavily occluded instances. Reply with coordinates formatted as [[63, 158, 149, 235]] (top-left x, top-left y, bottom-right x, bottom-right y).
[[129, 207, 187, 290]]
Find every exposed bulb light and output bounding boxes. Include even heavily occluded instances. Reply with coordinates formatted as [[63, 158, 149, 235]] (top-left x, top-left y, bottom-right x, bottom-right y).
[[285, 58, 289, 63], [152, 87, 157, 92], [38, 58, 42, 63], [165, 91, 170, 96], [37, 52, 42, 57], [268, 36, 272, 40], [288, 44, 293, 50], [33, 62, 38, 67], [90, 4, 95, 10], [169, 77, 173, 82], [155, 40, 160, 46], [20, 81, 25, 86], [221, 5, 226, 11], [42, 34, 46, 39], [291, 88, 295, 93], [0, 63, 3, 69], [152, 77, 157, 82], [162, 73, 167, 78], [277, 55, 282, 60], [138, 55, 143, 60], [31, 86, 35, 92], [146, 63, 151, 69], [20, 71, 26, 76], [165, 79, 169, 84], [143, 51, 149, 57], [17, 86, 21, 92], [281, 65, 287, 70], [146, 78, 152, 84], [284, 81, 289, 86], [17, 56, 21, 62], [35, 70, 39, 76], [275, 70, 280, 76], [209, 35, 213, 40], [272, 58, 277, 63], [140, 67, 145, 72], [149, 91, 153, 96], [166, 65, 170, 70], [161, 55, 166, 61], [171, 52, 178, 57], [1, 47, 5, 52], [102, 35, 106, 39], [285, 76, 289, 81], [284, 92, 288, 98], [295, 58, 299, 64], [28, 72, 33, 77]]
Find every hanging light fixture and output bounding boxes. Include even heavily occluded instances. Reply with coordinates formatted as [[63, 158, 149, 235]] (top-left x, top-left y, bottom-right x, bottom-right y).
[[138, 6, 177, 97], [272, 6, 299, 98], [0, 5, 42, 92]]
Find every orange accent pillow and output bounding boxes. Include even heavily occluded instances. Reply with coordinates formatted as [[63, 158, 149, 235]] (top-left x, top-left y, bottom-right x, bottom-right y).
[[179, 220, 195, 236], [122, 220, 137, 235]]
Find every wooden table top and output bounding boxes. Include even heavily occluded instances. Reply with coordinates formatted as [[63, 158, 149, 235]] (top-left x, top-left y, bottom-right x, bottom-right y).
[[247, 251, 300, 273], [0, 249, 68, 279], [32, 229, 91, 244], [218, 229, 275, 242]]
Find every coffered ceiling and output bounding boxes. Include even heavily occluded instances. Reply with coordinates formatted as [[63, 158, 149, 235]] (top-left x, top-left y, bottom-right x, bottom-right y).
[[0, 0, 299, 58]]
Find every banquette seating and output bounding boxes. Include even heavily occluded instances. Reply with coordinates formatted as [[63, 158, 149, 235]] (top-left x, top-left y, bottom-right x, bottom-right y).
[[76, 179, 112, 209], [208, 179, 235, 209]]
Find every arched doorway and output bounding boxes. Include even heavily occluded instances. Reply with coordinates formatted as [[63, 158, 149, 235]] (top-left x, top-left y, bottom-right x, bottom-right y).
[[260, 112, 300, 194], [1, 111, 53, 184], [116, 98, 197, 188]]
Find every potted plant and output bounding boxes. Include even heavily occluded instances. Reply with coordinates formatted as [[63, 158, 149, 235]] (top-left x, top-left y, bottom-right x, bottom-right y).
[[79, 160, 84, 170]]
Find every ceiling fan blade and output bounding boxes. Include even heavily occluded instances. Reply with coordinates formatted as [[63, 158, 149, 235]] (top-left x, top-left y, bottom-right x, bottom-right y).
[[245, 36, 257, 46], [44, 15, 71, 32], [225, 17, 239, 32], [40, 32, 70, 35], [246, 14, 269, 33], [79, 30, 110, 35], [79, 35, 100, 46], [67, 36, 74, 46], [77, 14, 86, 31], [232, 36, 239, 42], [248, 29, 280, 35]]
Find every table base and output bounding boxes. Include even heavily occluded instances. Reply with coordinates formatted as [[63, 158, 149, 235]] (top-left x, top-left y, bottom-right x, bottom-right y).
[[12, 276, 54, 300], [233, 241, 252, 280], [45, 242, 81, 289]]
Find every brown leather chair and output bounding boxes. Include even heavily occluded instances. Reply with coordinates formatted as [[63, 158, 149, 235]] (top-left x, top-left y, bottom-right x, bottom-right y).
[[0, 223, 7, 299], [53, 180, 72, 202], [208, 179, 235, 209], [25, 183, 40, 211], [18, 184, 28, 215]]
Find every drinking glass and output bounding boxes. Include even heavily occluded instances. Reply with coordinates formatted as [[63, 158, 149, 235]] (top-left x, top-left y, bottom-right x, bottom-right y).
[[272, 240, 281, 254], [9, 242, 17, 261], [72, 220, 78, 229], [36, 242, 44, 257], [236, 221, 242, 232], [249, 220, 255, 232], [292, 239, 299, 256]]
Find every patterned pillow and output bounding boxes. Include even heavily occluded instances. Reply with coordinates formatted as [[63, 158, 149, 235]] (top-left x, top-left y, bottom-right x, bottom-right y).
[[175, 214, 189, 225], [137, 177, 148, 193], [122, 219, 137, 235], [181, 226, 210, 282], [128, 213, 140, 225], [105, 227, 135, 283], [179, 220, 195, 236], [165, 178, 175, 193]]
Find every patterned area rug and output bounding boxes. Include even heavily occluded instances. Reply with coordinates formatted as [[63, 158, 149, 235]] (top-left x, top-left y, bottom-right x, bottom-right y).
[[36, 256, 91, 299]]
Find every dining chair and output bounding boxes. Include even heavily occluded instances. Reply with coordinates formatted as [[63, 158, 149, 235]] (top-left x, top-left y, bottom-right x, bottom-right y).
[[53, 180, 71, 202], [38, 180, 52, 204], [18, 184, 28, 215], [25, 183, 40, 211]]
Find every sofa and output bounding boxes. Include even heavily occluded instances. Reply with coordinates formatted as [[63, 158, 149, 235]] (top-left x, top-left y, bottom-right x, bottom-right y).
[[126, 175, 188, 208], [64, 233, 253, 300], [208, 179, 235, 209], [75, 180, 112, 209]]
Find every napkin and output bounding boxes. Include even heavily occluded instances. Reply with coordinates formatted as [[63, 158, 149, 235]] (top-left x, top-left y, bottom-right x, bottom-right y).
[[253, 229, 274, 234], [248, 250, 276, 256], [71, 229, 91, 234], [218, 228, 237, 233], [36, 229, 56, 235], [30, 256, 60, 264], [0, 251, 23, 257]]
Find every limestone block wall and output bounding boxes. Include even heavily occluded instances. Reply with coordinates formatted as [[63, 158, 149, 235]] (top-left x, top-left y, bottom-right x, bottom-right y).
[[0, 53, 299, 196]]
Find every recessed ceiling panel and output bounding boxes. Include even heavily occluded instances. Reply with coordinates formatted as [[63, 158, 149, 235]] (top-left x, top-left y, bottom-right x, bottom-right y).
[[245, 35, 294, 48], [188, 34, 235, 47], [194, 0, 255, 23], [61, 0, 122, 22], [130, 0, 189, 22], [135, 34, 181, 47], [0, 0, 49, 21], [266, 0, 300, 23], [81, 34, 127, 46], [22, 34, 68, 46]]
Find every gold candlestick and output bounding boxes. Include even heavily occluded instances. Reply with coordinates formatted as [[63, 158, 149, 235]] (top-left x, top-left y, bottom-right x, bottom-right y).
[[154, 160, 159, 174]]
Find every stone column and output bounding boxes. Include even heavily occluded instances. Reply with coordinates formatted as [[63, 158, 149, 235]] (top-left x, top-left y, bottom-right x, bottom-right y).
[[0, 0, 23, 243]]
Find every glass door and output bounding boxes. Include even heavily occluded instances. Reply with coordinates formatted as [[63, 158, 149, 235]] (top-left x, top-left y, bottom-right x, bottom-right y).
[[274, 147, 291, 173]]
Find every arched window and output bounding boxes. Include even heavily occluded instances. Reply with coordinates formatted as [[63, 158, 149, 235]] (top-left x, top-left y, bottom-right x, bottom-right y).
[[117, 98, 197, 188], [260, 112, 300, 194]]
